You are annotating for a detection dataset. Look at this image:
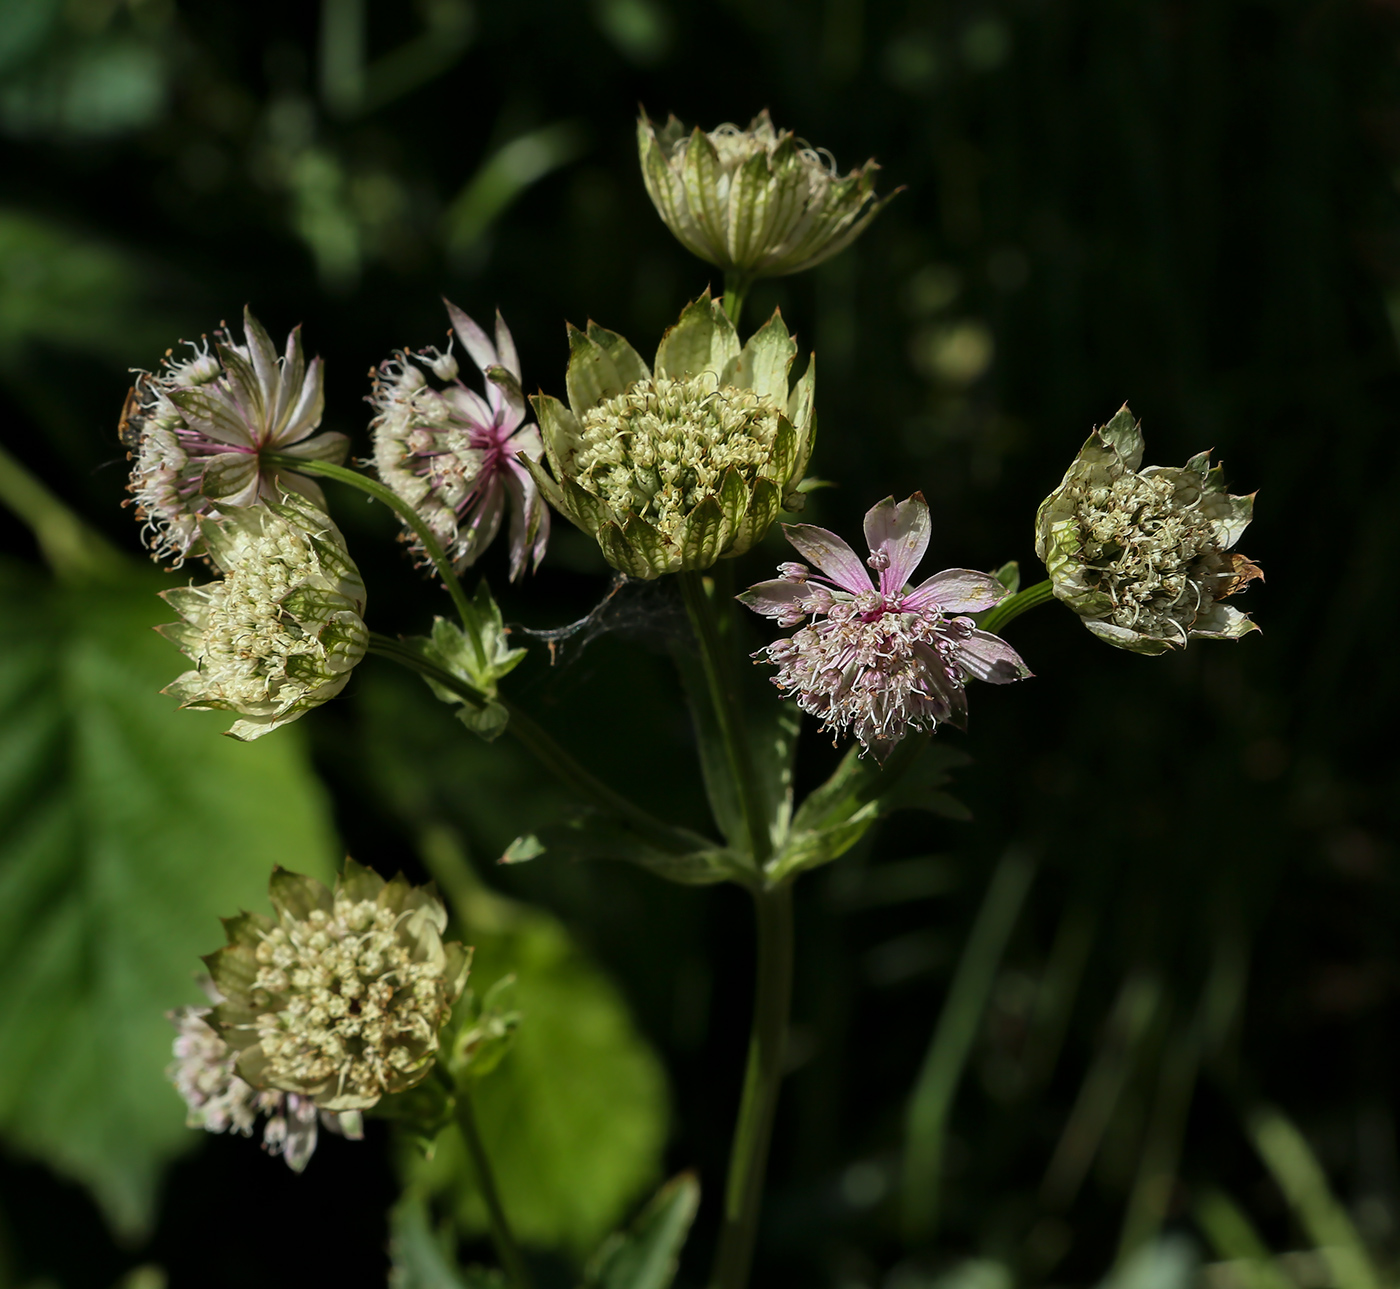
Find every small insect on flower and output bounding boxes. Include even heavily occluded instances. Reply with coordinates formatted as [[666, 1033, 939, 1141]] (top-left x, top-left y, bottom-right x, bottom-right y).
[[203, 860, 470, 1113], [637, 109, 897, 281], [167, 999, 362, 1172], [370, 301, 548, 581], [121, 307, 347, 566], [740, 493, 1031, 762], [1036, 405, 1262, 654], [157, 493, 367, 740], [523, 291, 815, 578]]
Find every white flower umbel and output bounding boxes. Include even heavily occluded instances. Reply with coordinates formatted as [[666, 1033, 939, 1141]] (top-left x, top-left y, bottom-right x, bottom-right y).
[[122, 307, 347, 566], [370, 301, 549, 581], [167, 1003, 362, 1172], [1036, 406, 1262, 654], [638, 109, 895, 281], [204, 861, 470, 1113], [157, 493, 367, 740]]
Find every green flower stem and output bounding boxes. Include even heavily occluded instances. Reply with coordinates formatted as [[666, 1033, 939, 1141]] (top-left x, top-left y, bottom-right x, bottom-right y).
[[722, 273, 751, 327], [979, 578, 1055, 635], [678, 570, 770, 866], [268, 455, 484, 669], [711, 881, 794, 1289], [366, 633, 681, 850], [455, 1081, 534, 1289]]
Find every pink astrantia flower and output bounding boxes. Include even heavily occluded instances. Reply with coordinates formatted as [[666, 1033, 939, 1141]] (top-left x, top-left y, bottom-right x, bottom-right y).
[[121, 308, 347, 566], [739, 493, 1032, 761], [370, 301, 549, 581]]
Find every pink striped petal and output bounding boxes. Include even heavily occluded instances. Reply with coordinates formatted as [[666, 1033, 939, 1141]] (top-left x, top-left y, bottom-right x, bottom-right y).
[[903, 569, 1008, 614], [863, 493, 931, 595], [782, 524, 871, 594]]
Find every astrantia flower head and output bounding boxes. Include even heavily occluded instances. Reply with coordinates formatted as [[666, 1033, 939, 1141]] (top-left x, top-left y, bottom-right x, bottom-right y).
[[158, 492, 367, 740], [167, 1001, 363, 1172], [740, 494, 1031, 761], [370, 301, 548, 581], [1035, 406, 1262, 655], [523, 291, 815, 578], [204, 860, 470, 1113], [121, 307, 347, 566], [638, 109, 895, 281]]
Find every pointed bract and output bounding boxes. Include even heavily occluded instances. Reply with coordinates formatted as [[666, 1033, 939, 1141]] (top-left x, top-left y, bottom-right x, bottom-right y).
[[1035, 405, 1262, 652], [638, 108, 898, 279]]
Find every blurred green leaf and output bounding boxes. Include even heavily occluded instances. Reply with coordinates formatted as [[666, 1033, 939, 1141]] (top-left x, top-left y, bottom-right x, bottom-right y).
[[389, 1191, 506, 1289], [0, 558, 339, 1236], [582, 1172, 699, 1289], [405, 832, 669, 1259]]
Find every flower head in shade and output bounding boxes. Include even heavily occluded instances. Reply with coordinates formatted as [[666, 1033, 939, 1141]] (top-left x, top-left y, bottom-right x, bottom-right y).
[[370, 301, 548, 581], [637, 109, 896, 281], [739, 494, 1031, 761], [158, 492, 367, 740], [121, 307, 347, 566], [523, 291, 815, 578], [203, 861, 470, 1113], [167, 1000, 363, 1172], [1035, 406, 1263, 654]]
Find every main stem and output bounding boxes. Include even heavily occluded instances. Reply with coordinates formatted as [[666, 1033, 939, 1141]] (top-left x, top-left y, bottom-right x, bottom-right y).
[[455, 1083, 534, 1289], [711, 882, 794, 1289], [678, 570, 770, 865]]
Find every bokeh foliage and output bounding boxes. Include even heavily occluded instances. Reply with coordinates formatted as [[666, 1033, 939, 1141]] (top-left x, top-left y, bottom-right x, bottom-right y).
[[0, 0, 1398, 1286]]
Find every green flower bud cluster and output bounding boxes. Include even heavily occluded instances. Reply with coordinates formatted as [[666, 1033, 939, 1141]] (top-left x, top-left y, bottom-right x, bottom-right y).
[[524, 292, 814, 578], [1036, 406, 1262, 654], [158, 493, 368, 740], [205, 861, 470, 1113]]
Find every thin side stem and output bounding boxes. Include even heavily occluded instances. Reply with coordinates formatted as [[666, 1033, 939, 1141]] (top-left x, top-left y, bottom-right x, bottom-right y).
[[368, 633, 681, 849], [722, 273, 751, 327], [455, 1082, 534, 1289], [269, 454, 482, 664], [711, 882, 794, 1289], [980, 578, 1055, 635], [678, 570, 770, 865]]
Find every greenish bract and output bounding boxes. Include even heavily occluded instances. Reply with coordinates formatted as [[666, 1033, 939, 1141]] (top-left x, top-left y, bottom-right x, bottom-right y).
[[157, 493, 368, 739], [1035, 405, 1262, 655], [523, 291, 815, 578], [204, 860, 470, 1113]]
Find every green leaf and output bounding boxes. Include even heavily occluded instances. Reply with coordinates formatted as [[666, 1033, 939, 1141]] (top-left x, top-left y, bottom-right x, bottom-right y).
[[389, 1191, 507, 1289], [582, 1172, 701, 1289], [0, 559, 338, 1236], [402, 862, 669, 1259]]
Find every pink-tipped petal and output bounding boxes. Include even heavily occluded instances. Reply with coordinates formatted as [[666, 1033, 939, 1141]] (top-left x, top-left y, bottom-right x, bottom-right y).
[[783, 523, 872, 594], [494, 310, 521, 382], [444, 299, 498, 376], [902, 569, 1009, 614], [956, 630, 1032, 684], [864, 493, 931, 595], [737, 578, 815, 620]]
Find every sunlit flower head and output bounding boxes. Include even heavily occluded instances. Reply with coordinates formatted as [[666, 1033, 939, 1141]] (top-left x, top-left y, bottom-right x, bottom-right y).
[[157, 493, 367, 741], [204, 861, 470, 1113], [740, 494, 1031, 761], [638, 109, 896, 281], [370, 301, 548, 581], [121, 307, 347, 566], [167, 999, 363, 1172], [524, 291, 815, 578], [1035, 405, 1262, 654]]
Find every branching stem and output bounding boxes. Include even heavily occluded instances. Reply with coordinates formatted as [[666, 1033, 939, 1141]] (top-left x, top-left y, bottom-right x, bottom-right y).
[[980, 578, 1055, 635], [454, 1081, 534, 1289]]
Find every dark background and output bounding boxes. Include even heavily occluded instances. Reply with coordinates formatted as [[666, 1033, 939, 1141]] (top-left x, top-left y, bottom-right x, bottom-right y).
[[0, 0, 1397, 1285]]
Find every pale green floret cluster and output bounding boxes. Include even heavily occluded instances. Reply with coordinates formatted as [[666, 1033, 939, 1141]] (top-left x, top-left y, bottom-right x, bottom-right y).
[[1036, 406, 1261, 655], [524, 291, 815, 578], [158, 493, 368, 739], [574, 376, 782, 541], [206, 862, 470, 1113], [637, 109, 894, 281]]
